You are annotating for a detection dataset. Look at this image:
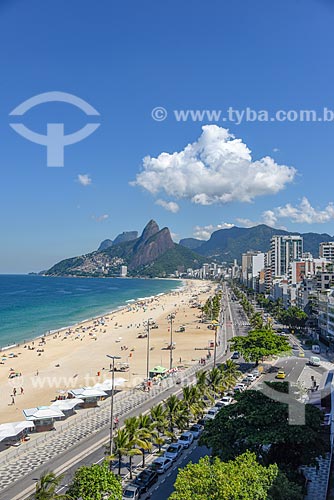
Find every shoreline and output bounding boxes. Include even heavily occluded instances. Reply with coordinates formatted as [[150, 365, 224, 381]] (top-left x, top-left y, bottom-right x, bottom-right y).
[[0, 277, 184, 350], [0, 279, 216, 424]]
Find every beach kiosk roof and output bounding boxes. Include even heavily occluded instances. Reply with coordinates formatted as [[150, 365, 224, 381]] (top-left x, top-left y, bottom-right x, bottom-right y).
[[50, 398, 84, 411], [23, 407, 65, 421], [0, 421, 35, 442], [68, 388, 107, 399], [93, 378, 126, 392], [149, 365, 168, 378]]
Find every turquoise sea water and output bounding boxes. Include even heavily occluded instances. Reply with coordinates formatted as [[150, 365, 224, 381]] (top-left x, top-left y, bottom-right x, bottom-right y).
[[0, 275, 182, 348]]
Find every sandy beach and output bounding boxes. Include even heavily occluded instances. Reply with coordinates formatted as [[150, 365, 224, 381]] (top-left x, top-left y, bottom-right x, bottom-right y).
[[0, 279, 217, 424]]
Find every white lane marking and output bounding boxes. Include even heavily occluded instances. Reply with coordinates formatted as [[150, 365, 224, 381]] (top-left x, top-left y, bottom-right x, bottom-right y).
[[94, 457, 104, 464]]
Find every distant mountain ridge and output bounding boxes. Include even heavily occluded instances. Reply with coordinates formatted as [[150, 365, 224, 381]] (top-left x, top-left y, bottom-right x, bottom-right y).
[[45, 220, 204, 278], [179, 224, 334, 262], [97, 231, 138, 252]]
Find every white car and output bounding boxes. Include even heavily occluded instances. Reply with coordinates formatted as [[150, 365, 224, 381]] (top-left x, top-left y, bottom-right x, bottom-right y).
[[233, 383, 246, 392], [252, 370, 261, 378], [122, 485, 140, 500], [205, 407, 219, 420], [189, 424, 203, 438], [178, 431, 194, 448], [164, 443, 183, 461], [246, 373, 257, 382], [150, 456, 173, 474]]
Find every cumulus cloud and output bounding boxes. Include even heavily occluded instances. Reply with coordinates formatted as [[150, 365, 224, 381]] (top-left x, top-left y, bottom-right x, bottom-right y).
[[132, 125, 296, 205], [92, 214, 109, 222], [276, 197, 334, 224], [193, 222, 235, 240], [77, 174, 92, 186], [236, 212, 286, 230], [155, 199, 180, 213]]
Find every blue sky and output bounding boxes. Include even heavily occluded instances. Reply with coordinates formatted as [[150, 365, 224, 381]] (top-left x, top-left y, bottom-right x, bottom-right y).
[[1, 0, 334, 273]]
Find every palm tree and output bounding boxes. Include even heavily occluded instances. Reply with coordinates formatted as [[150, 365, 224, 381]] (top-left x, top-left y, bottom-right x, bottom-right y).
[[182, 386, 204, 419], [164, 395, 188, 438], [112, 428, 131, 476], [207, 367, 224, 398], [124, 417, 145, 478], [34, 471, 67, 500]]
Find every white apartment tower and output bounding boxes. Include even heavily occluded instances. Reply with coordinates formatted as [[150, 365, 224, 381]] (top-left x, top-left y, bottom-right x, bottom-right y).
[[320, 242, 334, 263], [271, 235, 303, 278]]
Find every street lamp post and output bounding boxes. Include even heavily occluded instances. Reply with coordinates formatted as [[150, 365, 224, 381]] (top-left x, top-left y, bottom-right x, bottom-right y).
[[106, 354, 121, 469], [211, 319, 219, 368], [167, 313, 175, 370], [144, 318, 153, 380]]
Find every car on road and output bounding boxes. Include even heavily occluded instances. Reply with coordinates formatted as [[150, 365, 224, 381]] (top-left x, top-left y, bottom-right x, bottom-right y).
[[276, 370, 286, 379], [312, 345, 321, 354], [189, 423, 203, 438], [246, 373, 257, 382], [164, 443, 184, 461], [233, 383, 246, 392], [178, 431, 194, 448], [123, 485, 140, 500], [309, 356, 321, 367], [215, 396, 233, 408], [205, 407, 220, 419], [150, 456, 173, 474], [133, 470, 158, 493], [231, 351, 240, 359], [252, 369, 261, 378], [292, 344, 299, 350], [298, 351, 305, 357]]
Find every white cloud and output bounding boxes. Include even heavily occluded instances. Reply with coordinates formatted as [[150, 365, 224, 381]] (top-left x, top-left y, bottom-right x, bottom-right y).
[[273, 148, 280, 152], [92, 214, 109, 222], [132, 125, 296, 205], [276, 197, 334, 224], [170, 232, 179, 241], [77, 174, 92, 186], [193, 222, 235, 240], [155, 199, 180, 213], [236, 212, 286, 230]]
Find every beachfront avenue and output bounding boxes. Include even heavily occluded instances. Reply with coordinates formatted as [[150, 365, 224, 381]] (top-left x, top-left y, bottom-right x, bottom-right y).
[[0, 282, 233, 499]]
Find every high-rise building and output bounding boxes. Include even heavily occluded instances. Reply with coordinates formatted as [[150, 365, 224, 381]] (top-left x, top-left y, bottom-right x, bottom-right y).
[[319, 242, 334, 263], [120, 265, 127, 277], [271, 235, 303, 278], [241, 251, 264, 288]]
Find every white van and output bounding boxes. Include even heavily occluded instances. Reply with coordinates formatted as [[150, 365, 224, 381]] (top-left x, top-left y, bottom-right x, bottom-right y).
[[312, 345, 321, 354], [309, 356, 321, 367]]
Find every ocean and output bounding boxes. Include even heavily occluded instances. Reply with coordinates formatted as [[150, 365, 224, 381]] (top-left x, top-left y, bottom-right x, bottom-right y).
[[0, 275, 182, 349]]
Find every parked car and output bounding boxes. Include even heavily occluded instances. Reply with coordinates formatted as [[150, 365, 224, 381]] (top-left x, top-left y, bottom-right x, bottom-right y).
[[150, 456, 173, 474], [123, 485, 140, 500], [133, 470, 158, 493], [312, 345, 321, 354], [231, 351, 240, 359], [178, 431, 194, 448], [292, 343, 299, 350], [246, 373, 257, 382], [252, 369, 261, 378], [205, 407, 219, 420], [164, 443, 183, 461], [233, 383, 246, 392], [189, 423, 203, 438], [276, 370, 286, 379]]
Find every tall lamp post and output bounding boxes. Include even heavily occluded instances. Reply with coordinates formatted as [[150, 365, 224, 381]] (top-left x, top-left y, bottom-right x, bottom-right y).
[[211, 319, 219, 368], [106, 354, 121, 468], [167, 313, 175, 370], [144, 318, 154, 380]]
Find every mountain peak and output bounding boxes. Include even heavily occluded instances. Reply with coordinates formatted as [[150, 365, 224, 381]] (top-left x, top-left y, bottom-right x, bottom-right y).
[[140, 220, 160, 242]]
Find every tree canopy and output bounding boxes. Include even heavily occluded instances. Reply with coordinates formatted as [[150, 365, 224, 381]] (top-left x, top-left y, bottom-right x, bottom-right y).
[[229, 328, 291, 364], [169, 451, 302, 500], [66, 463, 122, 500], [200, 385, 329, 470]]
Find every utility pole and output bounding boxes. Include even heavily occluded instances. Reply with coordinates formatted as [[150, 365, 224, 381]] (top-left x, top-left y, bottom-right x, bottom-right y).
[[106, 354, 121, 469]]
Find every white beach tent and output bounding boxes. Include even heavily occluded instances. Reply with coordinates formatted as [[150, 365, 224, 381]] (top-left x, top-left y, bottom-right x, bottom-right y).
[[68, 388, 107, 399], [0, 421, 35, 442], [93, 378, 126, 392], [23, 407, 65, 421], [50, 398, 84, 411]]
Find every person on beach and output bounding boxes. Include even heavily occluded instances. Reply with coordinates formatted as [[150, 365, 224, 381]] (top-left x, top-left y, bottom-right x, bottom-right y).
[[20, 387, 24, 395], [11, 395, 15, 405], [13, 388, 16, 396]]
